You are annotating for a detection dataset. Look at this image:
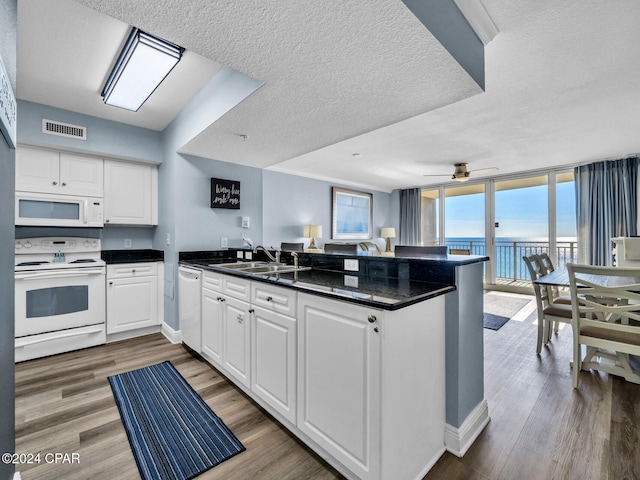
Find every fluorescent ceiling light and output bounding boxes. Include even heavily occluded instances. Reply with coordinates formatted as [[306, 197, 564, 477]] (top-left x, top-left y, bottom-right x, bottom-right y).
[[101, 28, 184, 111]]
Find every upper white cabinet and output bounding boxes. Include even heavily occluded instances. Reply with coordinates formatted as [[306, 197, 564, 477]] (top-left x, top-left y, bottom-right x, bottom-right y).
[[104, 160, 158, 226], [16, 146, 104, 197]]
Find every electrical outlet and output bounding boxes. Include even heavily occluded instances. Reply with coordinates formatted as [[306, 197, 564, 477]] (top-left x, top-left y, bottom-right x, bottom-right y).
[[221, 237, 228, 248], [344, 259, 359, 272], [165, 233, 171, 246], [245, 252, 253, 260], [344, 275, 359, 288], [124, 238, 132, 249], [236, 251, 244, 259]]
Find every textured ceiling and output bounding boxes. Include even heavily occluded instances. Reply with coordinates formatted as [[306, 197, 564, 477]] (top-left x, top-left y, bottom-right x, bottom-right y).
[[17, 0, 640, 192]]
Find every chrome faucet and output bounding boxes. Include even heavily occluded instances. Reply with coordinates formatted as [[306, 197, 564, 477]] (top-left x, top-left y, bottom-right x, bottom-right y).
[[253, 245, 280, 263], [291, 251, 299, 269]]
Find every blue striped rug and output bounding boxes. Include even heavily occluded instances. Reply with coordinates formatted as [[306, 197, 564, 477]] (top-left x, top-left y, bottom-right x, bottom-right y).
[[109, 361, 245, 480]]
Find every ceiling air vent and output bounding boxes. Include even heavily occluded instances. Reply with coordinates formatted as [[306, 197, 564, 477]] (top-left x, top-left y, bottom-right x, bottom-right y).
[[42, 119, 87, 140]]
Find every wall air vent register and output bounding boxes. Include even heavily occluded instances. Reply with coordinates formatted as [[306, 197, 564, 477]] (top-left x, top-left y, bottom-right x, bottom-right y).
[[42, 119, 87, 140]]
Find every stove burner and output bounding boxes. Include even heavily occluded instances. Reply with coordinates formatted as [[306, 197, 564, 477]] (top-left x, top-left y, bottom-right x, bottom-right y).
[[70, 259, 97, 264], [17, 261, 50, 266]]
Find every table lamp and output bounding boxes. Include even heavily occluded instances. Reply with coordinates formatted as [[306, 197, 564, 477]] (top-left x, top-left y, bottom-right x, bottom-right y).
[[381, 227, 396, 253], [304, 224, 322, 249]]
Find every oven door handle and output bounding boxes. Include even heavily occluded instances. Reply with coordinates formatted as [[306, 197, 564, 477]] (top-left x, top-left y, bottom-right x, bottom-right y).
[[15, 268, 105, 280], [15, 326, 104, 348]]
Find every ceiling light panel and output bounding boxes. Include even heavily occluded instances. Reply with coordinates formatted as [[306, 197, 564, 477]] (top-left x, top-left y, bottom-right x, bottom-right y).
[[102, 28, 184, 112]]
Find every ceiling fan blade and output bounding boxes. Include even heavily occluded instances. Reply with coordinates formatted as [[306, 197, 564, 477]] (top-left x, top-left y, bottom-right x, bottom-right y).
[[469, 167, 499, 175], [422, 173, 451, 177]]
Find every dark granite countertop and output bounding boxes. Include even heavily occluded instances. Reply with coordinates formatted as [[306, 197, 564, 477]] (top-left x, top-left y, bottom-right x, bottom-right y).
[[181, 258, 456, 311], [102, 249, 164, 264]]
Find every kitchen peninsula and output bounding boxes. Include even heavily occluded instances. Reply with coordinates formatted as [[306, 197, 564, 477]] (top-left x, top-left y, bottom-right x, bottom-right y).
[[178, 249, 489, 480]]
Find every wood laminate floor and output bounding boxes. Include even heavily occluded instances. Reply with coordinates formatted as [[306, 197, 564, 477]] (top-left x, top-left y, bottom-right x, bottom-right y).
[[15, 294, 640, 480]]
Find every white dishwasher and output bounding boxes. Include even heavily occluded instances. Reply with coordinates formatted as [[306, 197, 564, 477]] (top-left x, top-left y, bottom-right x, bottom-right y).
[[178, 266, 202, 352]]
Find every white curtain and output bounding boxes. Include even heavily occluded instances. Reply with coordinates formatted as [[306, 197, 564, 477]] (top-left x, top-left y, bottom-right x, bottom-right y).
[[399, 188, 421, 245], [575, 157, 639, 265]]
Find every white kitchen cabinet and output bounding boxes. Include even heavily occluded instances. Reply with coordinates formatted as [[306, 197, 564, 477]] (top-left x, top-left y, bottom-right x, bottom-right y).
[[251, 283, 297, 424], [106, 263, 159, 334], [297, 292, 446, 480], [297, 293, 381, 480], [222, 295, 251, 388], [16, 146, 104, 197], [104, 160, 158, 225], [201, 272, 224, 366], [200, 272, 251, 388]]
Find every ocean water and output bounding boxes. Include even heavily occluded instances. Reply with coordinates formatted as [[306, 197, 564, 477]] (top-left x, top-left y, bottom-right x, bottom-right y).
[[443, 237, 578, 280]]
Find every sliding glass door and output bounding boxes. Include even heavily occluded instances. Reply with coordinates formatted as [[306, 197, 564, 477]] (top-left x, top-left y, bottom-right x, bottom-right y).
[[494, 176, 548, 283], [420, 168, 578, 291]]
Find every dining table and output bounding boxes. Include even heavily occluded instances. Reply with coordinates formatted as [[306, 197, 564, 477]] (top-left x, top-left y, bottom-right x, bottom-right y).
[[534, 268, 640, 288]]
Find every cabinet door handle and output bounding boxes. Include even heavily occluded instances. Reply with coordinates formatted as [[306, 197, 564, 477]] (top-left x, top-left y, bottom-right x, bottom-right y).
[[368, 315, 377, 323], [248, 308, 254, 314], [109, 281, 113, 285], [265, 296, 273, 302], [61, 182, 67, 186], [374, 327, 379, 333], [52, 181, 58, 186], [217, 296, 225, 302]]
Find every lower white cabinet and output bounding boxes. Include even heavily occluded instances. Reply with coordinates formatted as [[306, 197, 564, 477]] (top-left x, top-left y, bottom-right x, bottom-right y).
[[297, 293, 381, 480], [106, 263, 159, 334], [222, 296, 251, 388], [195, 271, 446, 480], [251, 305, 297, 424], [201, 272, 251, 388]]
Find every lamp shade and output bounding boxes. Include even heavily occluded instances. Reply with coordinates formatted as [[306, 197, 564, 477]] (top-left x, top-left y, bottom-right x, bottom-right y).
[[381, 227, 396, 238], [304, 224, 322, 238]]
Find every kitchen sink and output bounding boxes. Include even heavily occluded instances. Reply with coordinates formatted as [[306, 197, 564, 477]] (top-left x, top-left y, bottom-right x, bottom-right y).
[[210, 261, 310, 275], [240, 265, 311, 274], [211, 261, 269, 270]]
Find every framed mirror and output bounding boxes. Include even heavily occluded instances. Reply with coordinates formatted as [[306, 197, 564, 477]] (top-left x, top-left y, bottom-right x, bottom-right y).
[[332, 187, 372, 239]]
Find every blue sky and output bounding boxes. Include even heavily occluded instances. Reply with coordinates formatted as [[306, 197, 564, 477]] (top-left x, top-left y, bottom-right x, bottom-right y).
[[444, 181, 577, 239]]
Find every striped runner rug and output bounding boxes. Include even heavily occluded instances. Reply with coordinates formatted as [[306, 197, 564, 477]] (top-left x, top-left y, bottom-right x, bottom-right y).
[[109, 361, 245, 480]]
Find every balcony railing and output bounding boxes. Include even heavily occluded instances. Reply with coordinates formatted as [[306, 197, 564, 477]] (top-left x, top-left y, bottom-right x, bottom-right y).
[[445, 240, 579, 282]]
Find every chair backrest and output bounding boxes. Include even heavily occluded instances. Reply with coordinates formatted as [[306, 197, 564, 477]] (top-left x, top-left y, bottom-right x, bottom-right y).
[[394, 245, 448, 257], [449, 248, 471, 255], [323, 243, 359, 255], [567, 263, 640, 348], [523, 254, 552, 306], [358, 241, 381, 254], [280, 242, 304, 252], [540, 252, 555, 272]]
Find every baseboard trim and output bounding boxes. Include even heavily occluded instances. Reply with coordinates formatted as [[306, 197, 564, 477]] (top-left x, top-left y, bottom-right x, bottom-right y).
[[161, 323, 181, 344], [444, 399, 490, 457]]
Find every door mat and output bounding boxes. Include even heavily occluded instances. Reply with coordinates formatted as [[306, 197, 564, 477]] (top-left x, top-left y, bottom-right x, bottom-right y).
[[109, 361, 245, 480], [483, 293, 531, 331]]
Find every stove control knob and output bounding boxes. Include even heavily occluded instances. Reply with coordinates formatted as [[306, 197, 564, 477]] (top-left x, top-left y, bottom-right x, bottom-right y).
[[23, 241, 32, 248], [84, 241, 91, 247], [15, 241, 22, 249], [92, 241, 98, 248]]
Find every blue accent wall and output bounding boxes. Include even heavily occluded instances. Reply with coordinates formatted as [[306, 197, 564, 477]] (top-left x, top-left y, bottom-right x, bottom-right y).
[[0, 0, 16, 477]]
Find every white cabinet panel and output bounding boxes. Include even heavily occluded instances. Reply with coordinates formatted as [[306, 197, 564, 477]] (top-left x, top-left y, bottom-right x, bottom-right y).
[[107, 263, 159, 334], [16, 146, 103, 197], [201, 287, 224, 366], [104, 160, 157, 225], [297, 293, 381, 480], [252, 306, 296, 424], [223, 296, 251, 388]]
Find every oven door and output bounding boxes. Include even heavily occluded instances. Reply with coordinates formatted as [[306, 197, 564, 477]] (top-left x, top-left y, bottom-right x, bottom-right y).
[[15, 267, 106, 337]]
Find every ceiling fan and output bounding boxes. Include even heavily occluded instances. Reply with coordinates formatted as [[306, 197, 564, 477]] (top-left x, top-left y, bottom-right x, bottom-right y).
[[423, 163, 499, 182]]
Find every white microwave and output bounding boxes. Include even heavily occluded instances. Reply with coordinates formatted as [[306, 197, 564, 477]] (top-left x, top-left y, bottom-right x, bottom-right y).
[[15, 192, 104, 227]]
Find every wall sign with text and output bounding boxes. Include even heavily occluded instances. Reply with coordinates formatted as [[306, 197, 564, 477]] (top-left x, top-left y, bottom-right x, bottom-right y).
[[211, 178, 241, 209]]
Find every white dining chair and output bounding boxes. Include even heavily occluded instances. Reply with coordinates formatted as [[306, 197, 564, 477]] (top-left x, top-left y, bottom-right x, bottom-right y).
[[523, 254, 573, 354], [567, 263, 640, 387]]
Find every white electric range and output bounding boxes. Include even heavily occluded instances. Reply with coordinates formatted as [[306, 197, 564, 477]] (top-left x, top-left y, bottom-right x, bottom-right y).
[[14, 237, 106, 362]]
